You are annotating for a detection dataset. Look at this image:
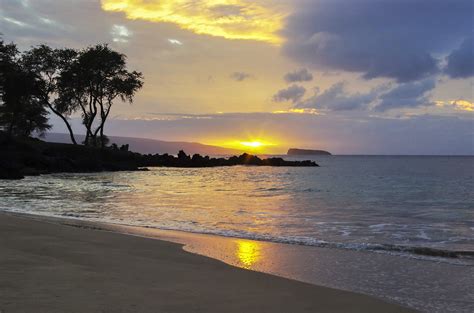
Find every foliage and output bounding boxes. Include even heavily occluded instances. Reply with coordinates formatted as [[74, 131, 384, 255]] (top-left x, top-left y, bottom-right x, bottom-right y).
[[58, 44, 143, 147], [0, 40, 51, 137], [0, 40, 143, 147], [21, 45, 79, 144]]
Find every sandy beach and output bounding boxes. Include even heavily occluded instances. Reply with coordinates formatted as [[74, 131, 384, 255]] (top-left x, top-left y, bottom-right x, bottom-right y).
[[0, 213, 417, 313]]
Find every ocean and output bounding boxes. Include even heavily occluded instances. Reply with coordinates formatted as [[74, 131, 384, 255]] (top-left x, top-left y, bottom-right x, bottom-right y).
[[1, 155, 473, 312]]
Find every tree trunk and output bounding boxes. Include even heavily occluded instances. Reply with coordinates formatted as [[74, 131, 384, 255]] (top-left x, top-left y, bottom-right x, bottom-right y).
[[46, 102, 77, 145], [63, 116, 77, 145], [85, 98, 98, 146], [100, 123, 105, 149]]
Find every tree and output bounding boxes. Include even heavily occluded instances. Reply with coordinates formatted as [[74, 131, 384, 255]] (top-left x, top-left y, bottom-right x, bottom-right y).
[[0, 40, 17, 134], [58, 44, 143, 147], [21, 45, 79, 144], [0, 40, 51, 138]]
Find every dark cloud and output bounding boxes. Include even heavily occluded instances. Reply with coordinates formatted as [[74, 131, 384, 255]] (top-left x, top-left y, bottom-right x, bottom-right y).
[[297, 82, 384, 111], [0, 1, 72, 41], [375, 79, 436, 112], [295, 79, 436, 112], [445, 36, 474, 79], [273, 84, 306, 103], [284, 68, 313, 83], [283, 0, 473, 82], [230, 72, 252, 81], [0, 0, 118, 48]]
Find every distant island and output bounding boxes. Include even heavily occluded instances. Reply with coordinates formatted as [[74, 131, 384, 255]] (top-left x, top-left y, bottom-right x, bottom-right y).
[[288, 148, 332, 156]]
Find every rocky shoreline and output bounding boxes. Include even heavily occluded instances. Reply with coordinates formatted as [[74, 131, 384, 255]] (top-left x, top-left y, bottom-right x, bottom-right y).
[[0, 137, 318, 179]]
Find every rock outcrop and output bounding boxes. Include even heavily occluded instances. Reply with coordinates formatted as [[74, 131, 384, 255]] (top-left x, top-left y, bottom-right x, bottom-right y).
[[0, 136, 319, 179]]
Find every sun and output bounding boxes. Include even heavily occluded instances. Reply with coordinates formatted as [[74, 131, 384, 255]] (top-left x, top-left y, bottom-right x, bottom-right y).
[[205, 137, 279, 153], [236, 140, 276, 150], [240, 141, 265, 148]]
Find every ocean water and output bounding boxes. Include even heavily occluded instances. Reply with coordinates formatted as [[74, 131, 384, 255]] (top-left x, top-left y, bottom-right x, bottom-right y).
[[1, 155, 474, 312], [1, 156, 472, 261]]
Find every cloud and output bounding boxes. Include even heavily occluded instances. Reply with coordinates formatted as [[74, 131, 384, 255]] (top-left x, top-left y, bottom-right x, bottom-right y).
[[101, 0, 286, 44], [210, 4, 244, 16], [282, 0, 473, 82], [0, 0, 117, 48], [0, 1, 74, 42], [167, 38, 183, 45], [230, 72, 252, 81], [375, 79, 436, 112], [297, 82, 385, 111], [295, 79, 436, 112], [272, 108, 319, 115], [436, 100, 474, 112], [284, 68, 313, 83], [273, 84, 306, 103], [445, 36, 474, 79], [111, 24, 132, 42], [450, 100, 474, 112]]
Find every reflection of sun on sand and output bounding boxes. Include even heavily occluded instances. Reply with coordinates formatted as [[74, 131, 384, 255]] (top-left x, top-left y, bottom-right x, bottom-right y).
[[236, 239, 261, 268]]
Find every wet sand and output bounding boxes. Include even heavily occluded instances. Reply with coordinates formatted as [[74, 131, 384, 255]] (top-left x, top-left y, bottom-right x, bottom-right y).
[[0, 213, 416, 313]]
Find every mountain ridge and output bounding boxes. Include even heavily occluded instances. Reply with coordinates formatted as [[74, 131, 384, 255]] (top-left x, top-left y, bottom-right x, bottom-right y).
[[43, 133, 242, 156]]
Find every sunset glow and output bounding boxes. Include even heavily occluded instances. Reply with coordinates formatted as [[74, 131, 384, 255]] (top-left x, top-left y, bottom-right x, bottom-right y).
[[202, 137, 279, 153], [101, 0, 286, 44], [4, 0, 472, 155], [240, 141, 267, 148], [214, 139, 277, 152]]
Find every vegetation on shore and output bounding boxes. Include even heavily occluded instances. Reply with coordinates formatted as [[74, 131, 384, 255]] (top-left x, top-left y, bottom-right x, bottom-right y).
[[0, 39, 317, 179], [0, 39, 143, 147]]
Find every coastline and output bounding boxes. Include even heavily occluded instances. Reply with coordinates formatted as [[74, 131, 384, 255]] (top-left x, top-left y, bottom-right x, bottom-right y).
[[0, 212, 416, 313], [0, 137, 318, 180]]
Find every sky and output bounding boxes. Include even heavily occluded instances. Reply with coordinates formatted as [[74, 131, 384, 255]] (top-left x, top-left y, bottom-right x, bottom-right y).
[[1, 0, 473, 154]]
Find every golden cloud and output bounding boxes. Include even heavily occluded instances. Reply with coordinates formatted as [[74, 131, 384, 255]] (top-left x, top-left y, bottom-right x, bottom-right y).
[[435, 100, 474, 112], [451, 100, 474, 112], [101, 0, 287, 44], [272, 108, 321, 115]]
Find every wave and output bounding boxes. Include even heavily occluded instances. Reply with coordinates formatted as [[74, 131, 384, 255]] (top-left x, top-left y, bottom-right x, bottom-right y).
[[4, 208, 474, 265], [117, 219, 474, 264], [181, 229, 474, 261]]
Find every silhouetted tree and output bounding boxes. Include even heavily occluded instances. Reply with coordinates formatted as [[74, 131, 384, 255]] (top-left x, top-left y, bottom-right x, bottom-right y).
[[0, 40, 50, 138], [58, 44, 143, 148], [21, 45, 79, 144]]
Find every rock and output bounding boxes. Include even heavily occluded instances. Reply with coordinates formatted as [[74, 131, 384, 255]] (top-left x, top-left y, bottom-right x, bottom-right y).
[[0, 161, 25, 180], [0, 136, 319, 179], [20, 167, 44, 176]]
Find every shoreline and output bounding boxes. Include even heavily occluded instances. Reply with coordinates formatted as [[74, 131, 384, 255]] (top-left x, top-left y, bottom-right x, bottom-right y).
[[5, 209, 472, 264], [3, 211, 474, 312], [0, 212, 417, 313]]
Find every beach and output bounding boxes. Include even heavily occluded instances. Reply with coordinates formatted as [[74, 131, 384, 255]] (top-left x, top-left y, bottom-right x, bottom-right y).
[[0, 213, 416, 313], [2, 1, 472, 312], [1, 159, 473, 312]]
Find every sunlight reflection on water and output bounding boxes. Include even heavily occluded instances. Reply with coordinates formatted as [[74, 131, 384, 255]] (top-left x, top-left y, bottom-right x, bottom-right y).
[[235, 240, 262, 269], [0, 156, 473, 254]]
